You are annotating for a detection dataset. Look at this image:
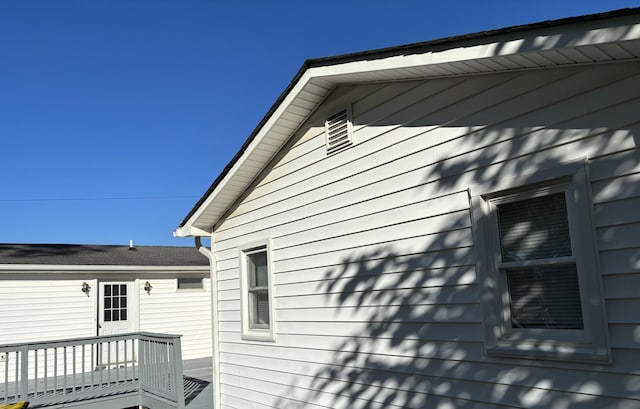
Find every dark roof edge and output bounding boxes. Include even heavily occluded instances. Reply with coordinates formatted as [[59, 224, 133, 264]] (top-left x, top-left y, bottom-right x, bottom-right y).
[[178, 6, 640, 229], [303, 7, 640, 68], [0, 243, 194, 249]]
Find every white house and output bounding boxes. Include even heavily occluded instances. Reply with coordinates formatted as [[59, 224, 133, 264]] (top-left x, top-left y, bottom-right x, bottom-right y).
[[176, 8, 640, 409], [0, 243, 211, 361]]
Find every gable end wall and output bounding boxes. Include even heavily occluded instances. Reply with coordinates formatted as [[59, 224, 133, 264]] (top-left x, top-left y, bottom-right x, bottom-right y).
[[212, 60, 640, 409]]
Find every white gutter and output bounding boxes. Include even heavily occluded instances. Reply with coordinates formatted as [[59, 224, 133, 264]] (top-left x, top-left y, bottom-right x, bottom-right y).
[[195, 236, 221, 409]]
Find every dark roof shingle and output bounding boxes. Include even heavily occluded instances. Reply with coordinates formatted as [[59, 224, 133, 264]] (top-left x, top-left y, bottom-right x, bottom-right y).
[[0, 244, 209, 266]]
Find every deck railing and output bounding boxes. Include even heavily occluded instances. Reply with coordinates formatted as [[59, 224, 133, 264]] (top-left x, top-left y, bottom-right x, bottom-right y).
[[0, 332, 185, 409]]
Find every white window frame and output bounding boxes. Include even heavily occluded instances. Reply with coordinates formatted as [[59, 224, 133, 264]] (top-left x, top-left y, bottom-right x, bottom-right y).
[[471, 160, 609, 362], [239, 239, 276, 341], [176, 276, 205, 291]]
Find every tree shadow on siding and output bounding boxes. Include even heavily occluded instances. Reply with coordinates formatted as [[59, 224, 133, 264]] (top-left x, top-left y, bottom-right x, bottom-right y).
[[273, 179, 638, 408], [272, 34, 640, 409]]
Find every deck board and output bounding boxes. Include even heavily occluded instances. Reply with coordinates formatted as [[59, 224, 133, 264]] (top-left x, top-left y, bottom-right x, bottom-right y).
[[182, 357, 213, 409]]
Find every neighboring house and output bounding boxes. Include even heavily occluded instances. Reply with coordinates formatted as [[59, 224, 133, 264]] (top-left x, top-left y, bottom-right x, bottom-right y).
[[175, 8, 640, 409], [0, 243, 211, 361]]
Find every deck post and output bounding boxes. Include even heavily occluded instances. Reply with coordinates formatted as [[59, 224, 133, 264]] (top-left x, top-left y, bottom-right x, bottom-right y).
[[172, 337, 185, 409], [19, 345, 28, 401]]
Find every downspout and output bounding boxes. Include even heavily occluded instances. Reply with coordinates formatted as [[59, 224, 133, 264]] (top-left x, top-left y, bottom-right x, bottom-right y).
[[195, 236, 221, 409]]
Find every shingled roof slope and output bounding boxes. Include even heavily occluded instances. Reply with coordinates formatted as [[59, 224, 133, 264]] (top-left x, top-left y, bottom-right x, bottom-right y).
[[0, 244, 209, 266]]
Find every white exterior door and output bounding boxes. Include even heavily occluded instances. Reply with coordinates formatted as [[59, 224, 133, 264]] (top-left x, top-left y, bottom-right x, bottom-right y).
[[98, 281, 135, 336], [98, 281, 136, 366]]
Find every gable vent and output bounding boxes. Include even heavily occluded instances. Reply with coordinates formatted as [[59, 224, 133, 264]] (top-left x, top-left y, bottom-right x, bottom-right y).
[[325, 106, 353, 155]]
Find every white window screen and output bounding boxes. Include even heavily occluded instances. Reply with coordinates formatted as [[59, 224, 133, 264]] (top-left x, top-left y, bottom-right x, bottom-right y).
[[247, 249, 270, 329], [497, 192, 584, 329]]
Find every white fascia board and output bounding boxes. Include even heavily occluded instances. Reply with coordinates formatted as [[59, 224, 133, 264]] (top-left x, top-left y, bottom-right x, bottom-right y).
[[0, 265, 210, 272], [173, 225, 211, 238], [304, 22, 640, 80], [431, 23, 640, 65], [305, 53, 433, 81], [180, 70, 320, 234]]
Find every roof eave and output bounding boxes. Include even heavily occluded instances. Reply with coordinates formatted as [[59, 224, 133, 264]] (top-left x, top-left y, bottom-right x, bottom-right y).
[[176, 8, 640, 237]]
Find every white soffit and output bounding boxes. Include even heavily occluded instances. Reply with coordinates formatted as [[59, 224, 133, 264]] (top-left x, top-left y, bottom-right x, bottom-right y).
[[175, 15, 640, 236]]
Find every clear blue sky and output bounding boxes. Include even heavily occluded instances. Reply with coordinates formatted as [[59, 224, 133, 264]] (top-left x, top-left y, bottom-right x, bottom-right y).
[[1, 1, 637, 246]]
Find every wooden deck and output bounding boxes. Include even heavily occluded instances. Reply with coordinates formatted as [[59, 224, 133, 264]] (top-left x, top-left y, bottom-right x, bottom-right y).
[[0, 358, 212, 409], [1, 333, 188, 409], [182, 357, 213, 409]]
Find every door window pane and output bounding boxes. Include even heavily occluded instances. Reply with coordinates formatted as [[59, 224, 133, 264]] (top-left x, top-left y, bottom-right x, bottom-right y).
[[103, 284, 128, 322]]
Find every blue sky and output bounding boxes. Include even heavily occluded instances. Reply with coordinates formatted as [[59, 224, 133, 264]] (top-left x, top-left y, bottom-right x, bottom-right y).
[[1, 1, 638, 246]]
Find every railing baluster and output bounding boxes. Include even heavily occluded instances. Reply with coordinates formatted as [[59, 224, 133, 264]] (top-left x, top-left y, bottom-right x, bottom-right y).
[[13, 351, 18, 400], [63, 346, 67, 395], [107, 341, 111, 385], [19, 346, 28, 401], [4, 350, 9, 403], [54, 347, 57, 396], [81, 345, 85, 391], [133, 338, 138, 383], [115, 339, 120, 384], [138, 340, 149, 385], [72, 345, 76, 392], [44, 348, 48, 397], [90, 342, 94, 389], [98, 342, 102, 388], [34, 349, 38, 398], [162, 342, 175, 392], [124, 339, 128, 382], [152, 341, 158, 390]]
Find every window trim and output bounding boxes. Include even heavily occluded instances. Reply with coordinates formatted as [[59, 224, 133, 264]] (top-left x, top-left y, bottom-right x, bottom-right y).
[[471, 160, 610, 362], [239, 239, 276, 341]]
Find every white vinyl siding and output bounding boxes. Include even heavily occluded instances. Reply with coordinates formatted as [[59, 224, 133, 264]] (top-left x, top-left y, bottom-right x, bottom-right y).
[[0, 277, 96, 344], [212, 61, 640, 408], [0, 272, 211, 364], [138, 275, 212, 359]]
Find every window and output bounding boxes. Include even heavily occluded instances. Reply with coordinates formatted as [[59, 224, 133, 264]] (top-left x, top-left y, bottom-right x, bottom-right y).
[[239, 240, 276, 341], [103, 283, 128, 322], [471, 161, 609, 362], [177, 277, 204, 290]]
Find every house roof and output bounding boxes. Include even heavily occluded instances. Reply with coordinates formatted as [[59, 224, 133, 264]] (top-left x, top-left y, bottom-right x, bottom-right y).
[[175, 7, 640, 237], [0, 244, 209, 267]]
